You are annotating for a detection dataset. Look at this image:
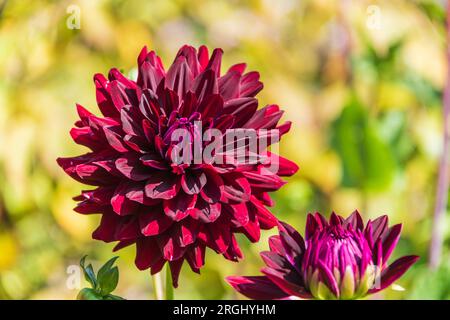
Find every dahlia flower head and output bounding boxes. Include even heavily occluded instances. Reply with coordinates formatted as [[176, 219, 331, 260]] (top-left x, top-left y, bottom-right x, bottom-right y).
[[227, 211, 419, 300], [57, 45, 298, 286]]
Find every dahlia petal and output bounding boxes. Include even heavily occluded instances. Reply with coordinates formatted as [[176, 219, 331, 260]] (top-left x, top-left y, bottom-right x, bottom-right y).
[[135, 237, 163, 270], [370, 215, 389, 242], [174, 218, 198, 247], [329, 212, 343, 226], [254, 192, 274, 207], [115, 156, 153, 181], [94, 73, 119, 118], [278, 222, 305, 269], [240, 71, 263, 97], [92, 159, 122, 178], [109, 68, 139, 89], [74, 200, 105, 214], [261, 267, 310, 299], [276, 121, 291, 137], [265, 153, 299, 177], [222, 173, 251, 203], [140, 154, 168, 170], [243, 104, 283, 130], [138, 61, 164, 92], [243, 170, 285, 192], [142, 119, 157, 143], [113, 239, 135, 252], [163, 192, 197, 221], [70, 127, 102, 150], [249, 197, 278, 229], [137, 46, 149, 66], [160, 88, 179, 115], [186, 244, 206, 271], [175, 45, 200, 77], [120, 105, 144, 136], [145, 173, 179, 200], [157, 233, 187, 261], [197, 94, 223, 119], [208, 221, 231, 253], [178, 91, 197, 117], [222, 97, 258, 127], [169, 259, 184, 288], [344, 210, 364, 231], [260, 251, 291, 270], [115, 217, 140, 240], [154, 135, 166, 158], [223, 202, 249, 227], [197, 45, 209, 70], [109, 80, 130, 110], [218, 70, 241, 101], [181, 171, 207, 195], [139, 209, 173, 236], [109, 69, 141, 105], [57, 155, 118, 186], [87, 114, 118, 132], [122, 135, 148, 153], [372, 238, 383, 267], [364, 221, 375, 249], [268, 236, 286, 256], [381, 224, 402, 264], [278, 221, 305, 250], [193, 69, 218, 102], [369, 255, 419, 294], [150, 257, 167, 275], [103, 125, 128, 152], [205, 48, 223, 75], [111, 182, 139, 216], [137, 49, 165, 91], [226, 276, 290, 300], [92, 211, 121, 242], [223, 234, 243, 261], [165, 56, 193, 98], [305, 212, 326, 240], [214, 114, 235, 132], [199, 170, 223, 203], [76, 104, 93, 124], [317, 260, 340, 298], [240, 207, 260, 242], [228, 63, 246, 74], [125, 185, 160, 206], [191, 199, 221, 223], [139, 89, 161, 123]]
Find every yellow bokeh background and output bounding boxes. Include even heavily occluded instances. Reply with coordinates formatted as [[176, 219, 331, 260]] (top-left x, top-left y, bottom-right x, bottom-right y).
[[0, 0, 449, 299]]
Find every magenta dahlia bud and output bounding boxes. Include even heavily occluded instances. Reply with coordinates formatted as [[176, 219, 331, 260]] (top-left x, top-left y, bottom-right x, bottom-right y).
[[57, 45, 298, 287], [227, 211, 418, 300]]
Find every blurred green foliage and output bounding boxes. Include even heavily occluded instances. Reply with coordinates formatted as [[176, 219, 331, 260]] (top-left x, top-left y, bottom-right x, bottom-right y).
[[0, 0, 449, 299]]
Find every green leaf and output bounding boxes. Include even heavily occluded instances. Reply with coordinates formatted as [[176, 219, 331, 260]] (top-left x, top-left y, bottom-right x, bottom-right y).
[[97, 257, 120, 296], [80, 256, 97, 289], [104, 293, 126, 300], [77, 288, 103, 300], [98, 267, 119, 296], [97, 256, 119, 278]]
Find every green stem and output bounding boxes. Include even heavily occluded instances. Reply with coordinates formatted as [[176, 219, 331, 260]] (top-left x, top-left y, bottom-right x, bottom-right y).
[[152, 272, 164, 300], [165, 264, 174, 300]]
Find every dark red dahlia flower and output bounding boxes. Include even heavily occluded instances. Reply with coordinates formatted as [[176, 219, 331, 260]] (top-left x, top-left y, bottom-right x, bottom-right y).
[[227, 211, 418, 299], [57, 45, 298, 287]]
